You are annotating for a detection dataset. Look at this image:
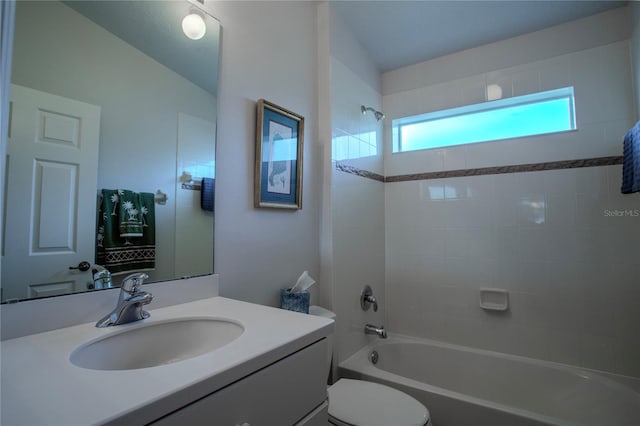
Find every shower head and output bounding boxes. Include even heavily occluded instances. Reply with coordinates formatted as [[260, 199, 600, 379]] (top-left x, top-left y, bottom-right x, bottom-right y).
[[361, 105, 385, 121]]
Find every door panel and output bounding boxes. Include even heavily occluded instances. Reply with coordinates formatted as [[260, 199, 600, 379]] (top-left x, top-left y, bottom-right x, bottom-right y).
[[34, 160, 77, 252], [2, 84, 100, 301]]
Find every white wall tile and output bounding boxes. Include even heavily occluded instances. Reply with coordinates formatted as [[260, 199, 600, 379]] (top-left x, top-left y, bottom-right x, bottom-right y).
[[600, 42, 634, 118], [330, 37, 385, 364], [384, 41, 633, 172], [575, 193, 609, 228], [386, 161, 639, 376], [580, 333, 618, 372], [604, 118, 637, 155], [492, 227, 521, 263], [575, 166, 608, 195], [613, 336, 640, 377], [442, 147, 466, 170], [574, 227, 609, 262], [462, 77, 487, 105], [539, 57, 570, 91], [382, 16, 637, 376], [543, 330, 584, 367], [512, 68, 540, 96]]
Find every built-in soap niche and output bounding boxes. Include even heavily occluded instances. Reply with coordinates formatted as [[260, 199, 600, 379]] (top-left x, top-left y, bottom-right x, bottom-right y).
[[479, 288, 509, 312]]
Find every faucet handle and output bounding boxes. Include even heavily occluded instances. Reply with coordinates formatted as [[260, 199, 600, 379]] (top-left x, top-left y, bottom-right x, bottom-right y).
[[121, 272, 149, 293], [360, 285, 378, 312]]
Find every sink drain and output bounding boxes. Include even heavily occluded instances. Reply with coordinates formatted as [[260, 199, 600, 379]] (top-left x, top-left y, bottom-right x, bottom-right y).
[[369, 350, 379, 364]]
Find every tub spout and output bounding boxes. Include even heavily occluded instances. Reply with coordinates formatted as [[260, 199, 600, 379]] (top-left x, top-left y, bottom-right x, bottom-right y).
[[365, 324, 387, 339]]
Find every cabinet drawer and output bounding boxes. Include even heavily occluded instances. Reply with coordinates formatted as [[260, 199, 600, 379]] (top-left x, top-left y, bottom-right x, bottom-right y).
[[151, 339, 328, 426]]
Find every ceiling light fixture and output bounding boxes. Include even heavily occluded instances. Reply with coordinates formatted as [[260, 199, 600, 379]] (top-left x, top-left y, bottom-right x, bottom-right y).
[[182, 9, 206, 40]]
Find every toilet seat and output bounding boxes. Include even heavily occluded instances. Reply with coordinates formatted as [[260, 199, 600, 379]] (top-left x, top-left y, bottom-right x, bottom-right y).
[[327, 379, 429, 426]]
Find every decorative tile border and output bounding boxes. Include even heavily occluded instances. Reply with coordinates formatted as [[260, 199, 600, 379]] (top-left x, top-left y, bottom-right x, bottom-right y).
[[335, 156, 623, 183], [335, 162, 385, 182], [385, 156, 623, 182]]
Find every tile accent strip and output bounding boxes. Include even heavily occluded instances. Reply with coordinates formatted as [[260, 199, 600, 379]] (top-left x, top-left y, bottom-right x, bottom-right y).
[[335, 162, 385, 182], [385, 156, 624, 182], [335, 156, 623, 183]]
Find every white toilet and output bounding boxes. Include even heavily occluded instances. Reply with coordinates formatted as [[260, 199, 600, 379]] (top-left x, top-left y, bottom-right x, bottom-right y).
[[309, 306, 431, 426]]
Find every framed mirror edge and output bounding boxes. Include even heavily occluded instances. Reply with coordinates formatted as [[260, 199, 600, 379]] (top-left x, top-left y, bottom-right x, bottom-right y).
[[0, 0, 221, 304]]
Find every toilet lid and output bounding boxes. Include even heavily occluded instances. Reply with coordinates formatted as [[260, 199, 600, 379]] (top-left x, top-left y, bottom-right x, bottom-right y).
[[328, 379, 429, 426]]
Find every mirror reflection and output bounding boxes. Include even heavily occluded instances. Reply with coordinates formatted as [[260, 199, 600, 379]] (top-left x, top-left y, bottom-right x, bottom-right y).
[[1, 0, 220, 303]]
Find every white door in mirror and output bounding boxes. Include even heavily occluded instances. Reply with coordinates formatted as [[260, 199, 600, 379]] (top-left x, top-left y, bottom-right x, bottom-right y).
[[3, 84, 101, 301]]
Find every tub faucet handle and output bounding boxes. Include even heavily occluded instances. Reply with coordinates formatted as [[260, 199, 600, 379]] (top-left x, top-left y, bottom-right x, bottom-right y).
[[360, 285, 378, 312]]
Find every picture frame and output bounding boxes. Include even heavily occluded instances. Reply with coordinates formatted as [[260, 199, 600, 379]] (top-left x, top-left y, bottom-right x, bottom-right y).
[[254, 99, 304, 209]]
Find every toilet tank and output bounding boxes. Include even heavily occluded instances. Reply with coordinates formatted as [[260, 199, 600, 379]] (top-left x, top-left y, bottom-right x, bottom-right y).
[[309, 305, 336, 375]]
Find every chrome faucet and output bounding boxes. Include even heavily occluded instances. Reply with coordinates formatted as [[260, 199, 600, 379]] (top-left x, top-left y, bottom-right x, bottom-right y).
[[360, 285, 378, 312], [96, 273, 152, 328], [365, 324, 387, 339], [91, 265, 113, 290]]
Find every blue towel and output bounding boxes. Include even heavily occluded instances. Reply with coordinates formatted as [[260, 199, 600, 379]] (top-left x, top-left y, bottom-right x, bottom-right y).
[[201, 177, 215, 211], [622, 121, 640, 194]]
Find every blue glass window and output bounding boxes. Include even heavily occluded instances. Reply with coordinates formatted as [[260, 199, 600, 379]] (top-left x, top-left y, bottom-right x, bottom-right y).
[[392, 87, 576, 153]]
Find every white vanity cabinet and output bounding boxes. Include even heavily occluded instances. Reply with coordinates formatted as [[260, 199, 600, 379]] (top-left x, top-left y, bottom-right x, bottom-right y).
[[1, 296, 334, 426], [150, 338, 329, 426]]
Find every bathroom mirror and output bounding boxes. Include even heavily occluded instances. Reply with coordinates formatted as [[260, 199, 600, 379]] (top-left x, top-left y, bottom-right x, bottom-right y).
[[1, 0, 220, 302]]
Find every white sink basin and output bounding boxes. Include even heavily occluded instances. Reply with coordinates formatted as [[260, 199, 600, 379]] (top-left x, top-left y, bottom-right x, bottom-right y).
[[70, 317, 244, 370]]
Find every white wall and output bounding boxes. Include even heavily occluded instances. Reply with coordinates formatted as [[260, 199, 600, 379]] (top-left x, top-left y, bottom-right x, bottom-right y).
[[384, 8, 640, 376], [10, 1, 216, 284], [3, 0, 327, 325], [206, 2, 385, 333], [207, 1, 322, 306]]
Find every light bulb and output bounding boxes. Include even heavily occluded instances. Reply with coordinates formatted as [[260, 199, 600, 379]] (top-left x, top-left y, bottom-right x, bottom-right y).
[[182, 13, 206, 40]]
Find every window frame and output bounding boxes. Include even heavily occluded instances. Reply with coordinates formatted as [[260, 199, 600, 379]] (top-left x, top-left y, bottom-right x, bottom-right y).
[[392, 86, 576, 153]]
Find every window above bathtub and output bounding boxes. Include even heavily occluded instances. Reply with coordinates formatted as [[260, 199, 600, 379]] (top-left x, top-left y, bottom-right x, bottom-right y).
[[392, 86, 576, 153]]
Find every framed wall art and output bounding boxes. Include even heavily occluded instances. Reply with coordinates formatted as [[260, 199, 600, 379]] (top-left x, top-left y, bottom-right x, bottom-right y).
[[254, 99, 304, 209]]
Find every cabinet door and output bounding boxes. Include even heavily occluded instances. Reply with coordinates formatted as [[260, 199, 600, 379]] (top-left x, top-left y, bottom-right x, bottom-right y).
[[151, 339, 327, 426], [294, 401, 328, 426]]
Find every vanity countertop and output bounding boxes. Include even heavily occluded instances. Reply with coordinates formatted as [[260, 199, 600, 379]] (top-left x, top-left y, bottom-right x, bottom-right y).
[[0, 296, 333, 426]]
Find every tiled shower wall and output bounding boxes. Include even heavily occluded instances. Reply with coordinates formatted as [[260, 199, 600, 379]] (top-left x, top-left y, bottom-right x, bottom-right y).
[[331, 56, 385, 364], [386, 166, 640, 376], [329, 6, 386, 365], [383, 9, 640, 377]]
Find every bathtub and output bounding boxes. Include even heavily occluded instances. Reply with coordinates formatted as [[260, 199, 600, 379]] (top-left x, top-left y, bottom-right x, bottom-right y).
[[338, 335, 640, 426]]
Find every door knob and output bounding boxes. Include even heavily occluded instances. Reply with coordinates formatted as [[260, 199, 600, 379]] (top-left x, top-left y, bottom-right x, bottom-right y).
[[69, 261, 91, 272]]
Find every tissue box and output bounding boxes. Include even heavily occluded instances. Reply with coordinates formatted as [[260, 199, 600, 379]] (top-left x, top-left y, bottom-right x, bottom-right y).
[[280, 288, 310, 314]]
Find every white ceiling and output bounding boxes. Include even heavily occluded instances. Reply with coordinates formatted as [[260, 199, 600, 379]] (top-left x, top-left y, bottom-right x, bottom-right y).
[[332, 1, 628, 72], [64, 1, 220, 95]]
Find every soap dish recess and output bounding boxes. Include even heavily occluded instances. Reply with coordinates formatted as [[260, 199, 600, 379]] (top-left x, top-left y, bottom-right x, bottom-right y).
[[479, 288, 509, 311]]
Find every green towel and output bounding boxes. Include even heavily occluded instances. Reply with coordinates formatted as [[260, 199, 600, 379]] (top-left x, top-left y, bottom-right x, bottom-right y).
[[119, 190, 143, 237], [96, 189, 156, 275]]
